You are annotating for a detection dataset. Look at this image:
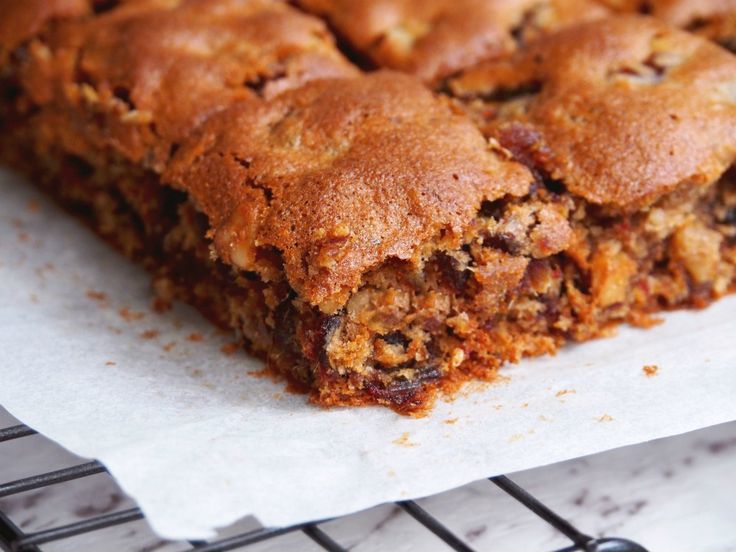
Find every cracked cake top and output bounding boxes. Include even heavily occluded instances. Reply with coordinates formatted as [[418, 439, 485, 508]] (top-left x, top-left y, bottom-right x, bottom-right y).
[[450, 15, 736, 208], [165, 71, 533, 311], [17, 0, 358, 170]]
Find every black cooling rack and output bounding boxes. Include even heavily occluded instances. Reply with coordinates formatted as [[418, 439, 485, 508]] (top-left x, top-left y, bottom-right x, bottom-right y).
[[0, 423, 648, 552]]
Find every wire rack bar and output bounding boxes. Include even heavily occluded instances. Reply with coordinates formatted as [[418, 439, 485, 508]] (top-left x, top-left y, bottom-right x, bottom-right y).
[[490, 475, 593, 548], [301, 525, 346, 552], [15, 508, 144, 548], [0, 426, 36, 443], [398, 500, 475, 552], [0, 462, 106, 499]]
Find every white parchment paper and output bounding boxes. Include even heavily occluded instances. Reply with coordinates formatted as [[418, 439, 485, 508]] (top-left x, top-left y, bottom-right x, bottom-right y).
[[1, 167, 735, 540]]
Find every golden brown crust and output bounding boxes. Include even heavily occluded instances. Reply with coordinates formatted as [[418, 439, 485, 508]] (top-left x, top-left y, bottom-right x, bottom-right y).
[[296, 0, 609, 82], [17, 0, 358, 171], [165, 71, 533, 311], [451, 15, 736, 208]]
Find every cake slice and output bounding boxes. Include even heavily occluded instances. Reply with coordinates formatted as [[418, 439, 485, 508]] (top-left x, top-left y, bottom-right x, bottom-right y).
[[448, 15, 736, 327], [3, 0, 358, 172], [163, 71, 534, 408], [1, 0, 357, 258], [295, 0, 609, 82]]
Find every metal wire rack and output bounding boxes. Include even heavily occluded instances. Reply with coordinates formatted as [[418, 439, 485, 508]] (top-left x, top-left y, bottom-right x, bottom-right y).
[[0, 423, 648, 552]]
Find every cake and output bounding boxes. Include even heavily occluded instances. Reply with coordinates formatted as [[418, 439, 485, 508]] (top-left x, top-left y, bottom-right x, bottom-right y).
[[1, 0, 735, 413], [295, 0, 610, 82]]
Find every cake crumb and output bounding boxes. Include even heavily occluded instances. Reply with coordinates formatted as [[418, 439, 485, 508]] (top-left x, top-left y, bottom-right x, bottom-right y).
[[105, 361, 116, 366], [86, 290, 107, 303], [26, 200, 40, 213], [220, 341, 240, 356], [29, 293, 39, 304], [642, 365, 659, 377], [555, 389, 576, 397], [444, 417, 458, 425], [151, 297, 172, 313], [508, 433, 524, 443], [35, 262, 54, 279], [140, 329, 159, 339], [392, 432, 418, 447], [249, 367, 272, 379], [119, 307, 145, 322], [187, 332, 203, 342], [162, 341, 176, 352], [598, 414, 614, 422]]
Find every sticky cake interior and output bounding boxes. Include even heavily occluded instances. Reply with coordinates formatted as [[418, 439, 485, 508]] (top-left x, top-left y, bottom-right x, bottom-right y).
[[1, 2, 736, 413]]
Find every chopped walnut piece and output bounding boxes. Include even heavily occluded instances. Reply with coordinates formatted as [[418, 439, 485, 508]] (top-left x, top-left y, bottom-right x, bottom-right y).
[[671, 222, 724, 283], [591, 241, 637, 307]]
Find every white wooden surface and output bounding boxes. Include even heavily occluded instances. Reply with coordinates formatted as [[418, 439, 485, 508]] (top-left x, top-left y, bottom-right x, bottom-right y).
[[1, 406, 734, 551]]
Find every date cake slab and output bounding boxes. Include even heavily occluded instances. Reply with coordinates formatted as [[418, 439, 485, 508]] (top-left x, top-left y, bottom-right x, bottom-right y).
[[1, 1, 735, 413]]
